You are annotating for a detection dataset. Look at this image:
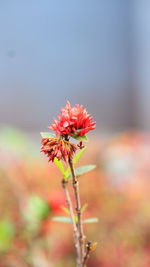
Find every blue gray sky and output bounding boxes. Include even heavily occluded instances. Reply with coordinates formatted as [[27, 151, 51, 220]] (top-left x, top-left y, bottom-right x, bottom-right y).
[[0, 1, 149, 132]]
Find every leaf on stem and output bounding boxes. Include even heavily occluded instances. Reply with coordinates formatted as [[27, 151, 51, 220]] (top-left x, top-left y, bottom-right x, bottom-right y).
[[68, 165, 96, 180], [72, 134, 88, 142], [52, 216, 72, 224], [83, 218, 99, 224], [73, 147, 87, 165], [74, 215, 78, 223], [64, 147, 87, 178], [54, 158, 66, 177], [40, 132, 56, 138], [60, 205, 70, 215], [81, 203, 88, 213]]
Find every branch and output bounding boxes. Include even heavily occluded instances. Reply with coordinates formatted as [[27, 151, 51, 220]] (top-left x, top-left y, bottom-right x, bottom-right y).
[[83, 241, 91, 267], [61, 179, 81, 266], [68, 156, 85, 265]]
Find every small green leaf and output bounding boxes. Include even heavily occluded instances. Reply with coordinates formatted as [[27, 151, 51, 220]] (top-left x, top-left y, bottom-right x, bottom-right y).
[[64, 167, 71, 179], [75, 215, 78, 223], [52, 216, 72, 224], [60, 206, 70, 215], [54, 158, 65, 176], [81, 203, 88, 213], [75, 165, 96, 177], [73, 147, 87, 165], [68, 165, 96, 180], [83, 218, 99, 224], [64, 147, 87, 178], [72, 134, 88, 142], [40, 132, 56, 139]]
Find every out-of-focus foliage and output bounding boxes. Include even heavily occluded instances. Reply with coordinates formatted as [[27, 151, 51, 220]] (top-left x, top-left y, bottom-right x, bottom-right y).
[[1, 127, 150, 266], [24, 195, 50, 221], [0, 220, 15, 252]]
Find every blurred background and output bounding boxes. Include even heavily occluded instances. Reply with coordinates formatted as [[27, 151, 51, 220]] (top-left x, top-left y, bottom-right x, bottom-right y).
[[1, 1, 150, 266]]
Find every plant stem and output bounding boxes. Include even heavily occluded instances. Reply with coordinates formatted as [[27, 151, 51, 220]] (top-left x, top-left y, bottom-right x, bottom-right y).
[[68, 156, 85, 266], [62, 179, 81, 266], [83, 242, 91, 267]]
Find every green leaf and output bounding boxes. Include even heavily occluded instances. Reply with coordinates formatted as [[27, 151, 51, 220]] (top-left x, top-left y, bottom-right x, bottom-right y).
[[75, 215, 78, 223], [83, 218, 99, 224], [64, 167, 71, 180], [81, 203, 88, 213], [0, 220, 15, 252], [64, 166, 71, 179], [52, 216, 72, 224], [68, 165, 96, 180], [40, 132, 56, 139], [72, 134, 88, 142], [73, 147, 87, 165], [75, 165, 96, 177], [60, 206, 70, 215], [52, 216, 98, 224], [64, 147, 87, 178], [54, 157, 66, 176]]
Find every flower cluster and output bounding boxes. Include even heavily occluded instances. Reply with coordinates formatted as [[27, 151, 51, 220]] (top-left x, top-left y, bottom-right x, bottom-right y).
[[41, 137, 77, 162], [41, 101, 96, 163], [48, 101, 96, 138]]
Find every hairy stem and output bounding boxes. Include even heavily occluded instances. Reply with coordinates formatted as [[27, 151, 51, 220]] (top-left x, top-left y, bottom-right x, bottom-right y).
[[62, 179, 81, 266], [68, 156, 85, 266]]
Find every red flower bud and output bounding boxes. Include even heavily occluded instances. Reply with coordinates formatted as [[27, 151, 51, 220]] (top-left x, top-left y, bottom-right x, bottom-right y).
[[41, 137, 77, 163]]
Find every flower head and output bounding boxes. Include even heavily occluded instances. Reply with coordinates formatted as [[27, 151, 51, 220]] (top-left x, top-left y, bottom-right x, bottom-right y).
[[41, 137, 77, 162], [48, 101, 96, 138]]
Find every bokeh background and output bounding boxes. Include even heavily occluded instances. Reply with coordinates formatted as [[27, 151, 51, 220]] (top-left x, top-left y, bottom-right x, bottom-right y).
[[1, 1, 150, 266]]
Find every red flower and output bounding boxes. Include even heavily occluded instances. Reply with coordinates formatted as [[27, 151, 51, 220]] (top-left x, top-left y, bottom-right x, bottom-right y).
[[41, 137, 77, 162], [48, 101, 96, 138]]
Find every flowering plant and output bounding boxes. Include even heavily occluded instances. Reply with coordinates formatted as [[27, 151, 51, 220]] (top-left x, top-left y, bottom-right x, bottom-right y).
[[41, 101, 98, 267]]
